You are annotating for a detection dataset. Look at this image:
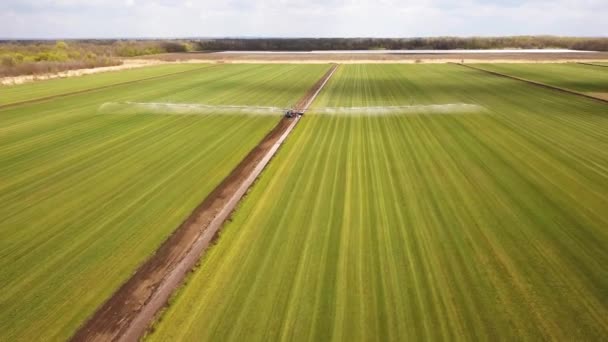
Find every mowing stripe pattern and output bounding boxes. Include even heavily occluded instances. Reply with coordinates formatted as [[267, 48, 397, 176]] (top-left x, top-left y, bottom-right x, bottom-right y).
[[0, 64, 208, 107], [0, 64, 330, 341], [148, 64, 608, 341]]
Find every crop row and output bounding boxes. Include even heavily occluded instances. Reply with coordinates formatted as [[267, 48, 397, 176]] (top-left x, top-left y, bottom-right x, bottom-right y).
[[476, 63, 607, 97], [148, 64, 608, 341], [0, 63, 329, 341]]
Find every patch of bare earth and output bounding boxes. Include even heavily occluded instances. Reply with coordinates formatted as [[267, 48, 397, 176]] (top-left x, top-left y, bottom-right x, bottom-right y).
[[0, 59, 168, 86], [589, 93, 608, 101], [134, 51, 608, 64]]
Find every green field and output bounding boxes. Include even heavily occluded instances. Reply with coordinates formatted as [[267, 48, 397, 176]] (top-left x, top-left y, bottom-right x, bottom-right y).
[[148, 64, 608, 341], [476, 63, 608, 96], [0, 64, 210, 106], [0, 63, 329, 341]]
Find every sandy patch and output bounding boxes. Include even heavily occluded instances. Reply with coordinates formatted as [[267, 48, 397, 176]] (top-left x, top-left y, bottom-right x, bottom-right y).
[[136, 58, 608, 65], [136, 51, 608, 64], [0, 59, 169, 86], [588, 93, 608, 101]]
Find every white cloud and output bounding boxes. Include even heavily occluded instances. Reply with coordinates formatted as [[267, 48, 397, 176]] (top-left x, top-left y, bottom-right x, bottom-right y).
[[0, 0, 606, 38]]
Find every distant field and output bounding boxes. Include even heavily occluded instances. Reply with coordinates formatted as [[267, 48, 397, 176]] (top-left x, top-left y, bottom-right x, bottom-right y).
[[476, 63, 608, 98], [0, 63, 329, 341], [0, 64, 208, 106], [148, 64, 608, 341]]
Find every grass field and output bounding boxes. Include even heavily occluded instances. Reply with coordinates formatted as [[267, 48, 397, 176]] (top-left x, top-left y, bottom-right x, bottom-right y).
[[0, 64, 208, 106], [148, 64, 608, 341], [0, 63, 329, 341], [476, 63, 608, 98]]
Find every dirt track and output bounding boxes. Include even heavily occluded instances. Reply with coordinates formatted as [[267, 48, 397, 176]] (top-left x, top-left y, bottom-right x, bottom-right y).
[[70, 64, 338, 342], [138, 51, 608, 64], [459, 63, 608, 104]]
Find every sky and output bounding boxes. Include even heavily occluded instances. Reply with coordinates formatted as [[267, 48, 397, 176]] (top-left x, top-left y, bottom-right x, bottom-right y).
[[1, 0, 607, 39]]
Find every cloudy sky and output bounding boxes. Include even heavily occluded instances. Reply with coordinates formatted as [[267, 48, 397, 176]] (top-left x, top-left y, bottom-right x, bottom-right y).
[[1, 0, 607, 39]]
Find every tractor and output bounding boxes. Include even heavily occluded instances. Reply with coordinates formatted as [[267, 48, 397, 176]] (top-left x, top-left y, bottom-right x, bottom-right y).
[[284, 109, 304, 118]]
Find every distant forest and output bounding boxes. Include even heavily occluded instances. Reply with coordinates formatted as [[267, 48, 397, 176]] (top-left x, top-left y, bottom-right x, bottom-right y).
[[2, 36, 607, 77], [196, 36, 608, 52], [0, 40, 193, 77]]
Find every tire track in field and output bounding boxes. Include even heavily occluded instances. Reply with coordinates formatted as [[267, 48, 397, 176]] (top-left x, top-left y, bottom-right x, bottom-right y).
[[380, 117, 419, 340], [457, 63, 608, 104], [0, 65, 218, 110], [330, 116, 353, 342], [312, 118, 351, 341], [369, 116, 401, 341], [276, 116, 340, 341]]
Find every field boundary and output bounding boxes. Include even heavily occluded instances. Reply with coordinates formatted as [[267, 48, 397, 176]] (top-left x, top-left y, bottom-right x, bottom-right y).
[[0, 64, 216, 110], [458, 63, 608, 104], [69, 64, 338, 342], [577, 62, 608, 68]]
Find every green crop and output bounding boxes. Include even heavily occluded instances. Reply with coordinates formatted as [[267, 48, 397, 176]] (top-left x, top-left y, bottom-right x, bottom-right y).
[[0, 63, 329, 341], [476, 63, 608, 95], [148, 64, 608, 341], [0, 64, 208, 106]]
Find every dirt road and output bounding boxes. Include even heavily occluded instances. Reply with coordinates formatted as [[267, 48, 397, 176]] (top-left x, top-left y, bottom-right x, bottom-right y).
[[138, 51, 608, 64], [459, 63, 608, 104], [70, 64, 338, 342]]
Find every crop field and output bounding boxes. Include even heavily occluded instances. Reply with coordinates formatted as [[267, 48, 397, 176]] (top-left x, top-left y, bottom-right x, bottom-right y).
[[0, 64, 210, 106], [476, 63, 608, 99], [0, 63, 330, 341], [148, 64, 608, 341]]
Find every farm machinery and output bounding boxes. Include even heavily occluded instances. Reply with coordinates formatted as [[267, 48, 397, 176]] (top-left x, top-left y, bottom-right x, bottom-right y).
[[284, 109, 304, 118]]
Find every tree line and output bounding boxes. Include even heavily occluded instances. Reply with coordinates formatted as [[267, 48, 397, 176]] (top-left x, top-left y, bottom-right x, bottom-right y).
[[2, 36, 606, 77], [0, 40, 193, 77], [195, 36, 608, 51]]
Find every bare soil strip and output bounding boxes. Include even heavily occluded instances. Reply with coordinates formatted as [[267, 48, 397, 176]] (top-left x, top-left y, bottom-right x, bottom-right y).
[[70, 64, 338, 342], [458, 63, 608, 104], [139, 51, 608, 64], [577, 62, 608, 68], [589, 93, 608, 101], [0, 60, 169, 86], [0, 65, 216, 110]]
